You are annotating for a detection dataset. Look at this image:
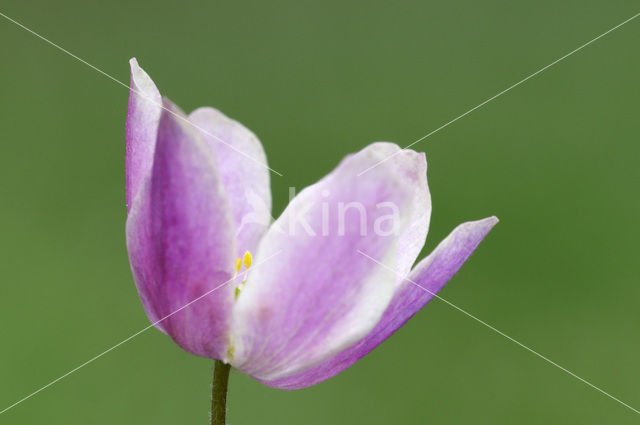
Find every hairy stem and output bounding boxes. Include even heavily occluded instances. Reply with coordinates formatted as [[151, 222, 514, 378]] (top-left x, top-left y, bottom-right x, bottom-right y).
[[211, 360, 231, 425]]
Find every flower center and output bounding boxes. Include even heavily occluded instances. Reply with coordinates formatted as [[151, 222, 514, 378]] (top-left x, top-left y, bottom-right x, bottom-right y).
[[234, 251, 252, 299]]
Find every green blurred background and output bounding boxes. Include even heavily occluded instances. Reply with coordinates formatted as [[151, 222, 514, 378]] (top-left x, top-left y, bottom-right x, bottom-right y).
[[1, 0, 639, 423]]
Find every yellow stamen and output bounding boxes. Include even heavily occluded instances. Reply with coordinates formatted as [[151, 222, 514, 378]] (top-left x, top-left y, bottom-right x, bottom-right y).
[[235, 257, 242, 274], [243, 251, 252, 268]]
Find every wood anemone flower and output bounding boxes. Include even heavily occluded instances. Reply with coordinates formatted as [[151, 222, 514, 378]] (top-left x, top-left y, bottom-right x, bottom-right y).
[[125, 58, 498, 391]]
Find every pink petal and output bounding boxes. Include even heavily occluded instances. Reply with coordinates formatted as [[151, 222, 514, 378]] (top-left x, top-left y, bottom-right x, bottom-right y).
[[229, 143, 426, 380], [262, 216, 498, 389], [126, 99, 237, 359], [189, 107, 272, 257], [390, 150, 431, 282], [125, 58, 161, 211]]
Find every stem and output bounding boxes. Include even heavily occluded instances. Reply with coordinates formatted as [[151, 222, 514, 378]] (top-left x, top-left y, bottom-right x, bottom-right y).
[[211, 360, 231, 425]]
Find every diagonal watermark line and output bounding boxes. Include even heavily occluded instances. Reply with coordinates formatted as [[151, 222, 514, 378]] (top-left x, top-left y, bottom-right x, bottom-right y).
[[0, 251, 282, 416], [357, 11, 640, 176], [357, 249, 640, 415], [0, 11, 283, 177]]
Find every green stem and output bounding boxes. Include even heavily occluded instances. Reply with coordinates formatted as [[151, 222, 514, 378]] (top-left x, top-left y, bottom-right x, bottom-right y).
[[211, 360, 231, 425]]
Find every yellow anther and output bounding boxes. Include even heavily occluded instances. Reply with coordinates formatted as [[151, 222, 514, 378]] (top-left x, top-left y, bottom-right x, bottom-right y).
[[235, 257, 242, 274], [243, 251, 252, 268]]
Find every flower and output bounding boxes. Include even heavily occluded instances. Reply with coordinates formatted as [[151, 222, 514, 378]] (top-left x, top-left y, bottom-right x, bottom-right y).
[[125, 58, 498, 389]]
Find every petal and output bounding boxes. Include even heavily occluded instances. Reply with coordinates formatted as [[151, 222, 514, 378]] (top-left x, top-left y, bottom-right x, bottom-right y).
[[392, 151, 431, 282], [125, 99, 237, 359], [188, 107, 272, 257], [229, 142, 425, 380], [125, 58, 161, 211], [262, 216, 498, 389]]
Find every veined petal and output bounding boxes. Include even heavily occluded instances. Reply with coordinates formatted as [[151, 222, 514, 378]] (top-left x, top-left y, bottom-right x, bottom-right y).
[[391, 151, 431, 282], [229, 142, 424, 381], [126, 99, 237, 359], [189, 107, 272, 257], [125, 58, 161, 211], [262, 216, 498, 389]]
